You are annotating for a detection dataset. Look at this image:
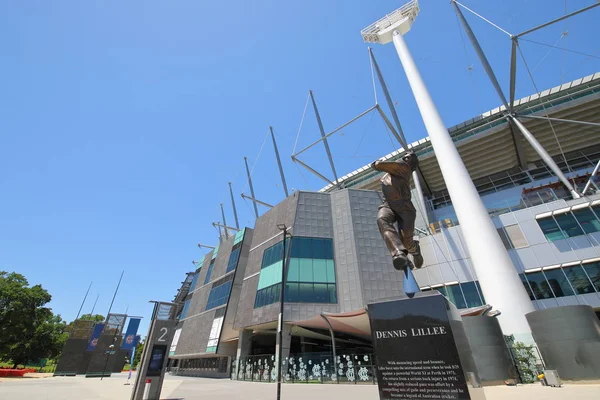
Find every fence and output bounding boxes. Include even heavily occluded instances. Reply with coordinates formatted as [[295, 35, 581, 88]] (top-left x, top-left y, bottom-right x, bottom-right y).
[[231, 352, 377, 384]]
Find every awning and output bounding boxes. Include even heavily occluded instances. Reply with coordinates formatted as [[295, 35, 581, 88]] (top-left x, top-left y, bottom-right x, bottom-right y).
[[292, 304, 493, 339]]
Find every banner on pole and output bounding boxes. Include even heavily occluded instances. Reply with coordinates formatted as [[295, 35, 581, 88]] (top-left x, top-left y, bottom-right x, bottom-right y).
[[122, 318, 142, 350], [86, 323, 105, 352]]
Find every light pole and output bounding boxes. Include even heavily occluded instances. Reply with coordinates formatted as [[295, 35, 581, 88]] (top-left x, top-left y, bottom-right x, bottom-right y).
[[361, 1, 535, 341], [275, 223, 288, 400]]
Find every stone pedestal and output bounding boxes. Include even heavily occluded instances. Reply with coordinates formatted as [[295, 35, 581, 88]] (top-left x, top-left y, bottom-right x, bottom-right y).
[[368, 291, 485, 400]]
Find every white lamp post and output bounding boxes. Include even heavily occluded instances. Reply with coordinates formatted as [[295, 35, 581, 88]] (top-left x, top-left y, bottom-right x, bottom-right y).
[[362, 1, 535, 341]]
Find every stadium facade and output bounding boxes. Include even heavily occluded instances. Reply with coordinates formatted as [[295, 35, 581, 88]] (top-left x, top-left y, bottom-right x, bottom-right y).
[[168, 73, 600, 380]]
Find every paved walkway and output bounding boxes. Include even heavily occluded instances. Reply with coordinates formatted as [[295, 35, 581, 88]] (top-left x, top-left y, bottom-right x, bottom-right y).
[[0, 373, 598, 399]]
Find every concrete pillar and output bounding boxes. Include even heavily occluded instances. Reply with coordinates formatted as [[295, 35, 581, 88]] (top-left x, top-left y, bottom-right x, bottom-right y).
[[391, 30, 535, 341], [234, 329, 252, 380]]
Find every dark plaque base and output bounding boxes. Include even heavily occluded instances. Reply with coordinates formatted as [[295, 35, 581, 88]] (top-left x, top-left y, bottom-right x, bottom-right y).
[[368, 291, 485, 400]]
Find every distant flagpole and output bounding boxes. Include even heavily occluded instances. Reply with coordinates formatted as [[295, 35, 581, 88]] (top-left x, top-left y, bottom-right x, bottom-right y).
[[105, 271, 124, 321], [101, 270, 124, 381], [75, 281, 93, 321], [90, 294, 100, 316]]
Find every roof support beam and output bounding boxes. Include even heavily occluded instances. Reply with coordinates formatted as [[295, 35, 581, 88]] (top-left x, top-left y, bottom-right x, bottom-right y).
[[220, 203, 229, 239], [270, 126, 289, 197], [509, 115, 581, 199], [293, 105, 377, 157], [370, 48, 432, 225], [291, 156, 337, 187], [244, 157, 259, 219], [516, 114, 600, 128], [212, 221, 240, 232], [228, 182, 240, 230], [516, 2, 600, 38], [369, 48, 408, 149], [309, 90, 339, 186], [452, 0, 509, 109], [507, 118, 528, 168], [582, 159, 600, 195], [509, 39, 518, 111], [241, 193, 274, 209]]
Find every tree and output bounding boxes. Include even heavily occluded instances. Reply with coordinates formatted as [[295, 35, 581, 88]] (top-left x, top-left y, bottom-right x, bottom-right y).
[[0, 271, 67, 367], [133, 340, 144, 368], [79, 314, 105, 322], [65, 313, 105, 332]]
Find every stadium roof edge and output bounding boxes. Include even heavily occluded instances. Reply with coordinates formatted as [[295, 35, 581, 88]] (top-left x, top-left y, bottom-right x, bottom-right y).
[[320, 72, 600, 193]]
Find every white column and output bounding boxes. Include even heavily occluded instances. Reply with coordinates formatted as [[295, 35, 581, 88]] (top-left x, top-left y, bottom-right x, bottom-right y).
[[391, 31, 535, 339]]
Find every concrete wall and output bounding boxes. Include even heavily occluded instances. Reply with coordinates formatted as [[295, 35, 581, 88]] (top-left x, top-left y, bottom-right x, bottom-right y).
[[527, 305, 600, 380]]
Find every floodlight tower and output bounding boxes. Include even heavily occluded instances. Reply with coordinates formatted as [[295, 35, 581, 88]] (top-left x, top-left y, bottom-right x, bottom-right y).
[[362, 1, 535, 341]]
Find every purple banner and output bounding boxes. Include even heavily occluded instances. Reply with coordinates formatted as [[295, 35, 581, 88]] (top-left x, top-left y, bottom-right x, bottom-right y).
[[86, 323, 105, 352], [121, 318, 141, 350]]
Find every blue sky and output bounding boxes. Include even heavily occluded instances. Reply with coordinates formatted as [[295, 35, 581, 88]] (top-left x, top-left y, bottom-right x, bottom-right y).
[[1, 1, 599, 335]]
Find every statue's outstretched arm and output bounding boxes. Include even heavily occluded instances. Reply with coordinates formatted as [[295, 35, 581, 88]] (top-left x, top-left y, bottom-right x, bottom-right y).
[[371, 160, 411, 175]]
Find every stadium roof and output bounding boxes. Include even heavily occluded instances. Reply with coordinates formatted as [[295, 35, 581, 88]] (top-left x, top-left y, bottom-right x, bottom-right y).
[[320, 72, 600, 195]]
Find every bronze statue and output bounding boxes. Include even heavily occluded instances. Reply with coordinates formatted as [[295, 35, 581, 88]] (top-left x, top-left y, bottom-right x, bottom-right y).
[[371, 152, 423, 272]]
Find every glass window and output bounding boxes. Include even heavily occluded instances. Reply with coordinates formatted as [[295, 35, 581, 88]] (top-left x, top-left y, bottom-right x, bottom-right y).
[[525, 271, 554, 299], [582, 262, 600, 292], [312, 238, 324, 259], [432, 286, 447, 297], [254, 283, 281, 308], [542, 268, 574, 297], [190, 273, 200, 292], [505, 224, 528, 248], [313, 283, 329, 303], [572, 208, 600, 234], [226, 247, 241, 273], [298, 283, 314, 302], [287, 258, 300, 282], [445, 284, 467, 309], [328, 284, 337, 303], [298, 259, 314, 282], [519, 274, 535, 300], [563, 264, 595, 294], [312, 259, 328, 283], [326, 260, 336, 283], [204, 260, 215, 284], [460, 281, 484, 308], [291, 237, 312, 258], [554, 212, 584, 238], [180, 300, 191, 319], [537, 217, 566, 241], [261, 239, 290, 269], [285, 283, 299, 302], [206, 281, 233, 310]]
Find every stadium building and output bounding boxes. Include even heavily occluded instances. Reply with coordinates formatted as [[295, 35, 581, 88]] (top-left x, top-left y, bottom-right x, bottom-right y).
[[167, 72, 600, 381]]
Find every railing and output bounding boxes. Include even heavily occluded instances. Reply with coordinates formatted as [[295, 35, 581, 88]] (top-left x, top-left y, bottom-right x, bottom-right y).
[[428, 183, 592, 234], [231, 352, 377, 384]]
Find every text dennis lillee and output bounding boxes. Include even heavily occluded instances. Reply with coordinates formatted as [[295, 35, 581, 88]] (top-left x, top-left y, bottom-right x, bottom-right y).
[[375, 326, 447, 339]]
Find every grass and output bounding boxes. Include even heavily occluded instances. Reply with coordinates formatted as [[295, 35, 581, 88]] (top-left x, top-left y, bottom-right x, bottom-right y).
[[0, 360, 57, 373]]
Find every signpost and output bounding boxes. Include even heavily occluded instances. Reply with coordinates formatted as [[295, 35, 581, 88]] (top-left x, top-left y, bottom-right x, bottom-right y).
[[131, 301, 177, 400]]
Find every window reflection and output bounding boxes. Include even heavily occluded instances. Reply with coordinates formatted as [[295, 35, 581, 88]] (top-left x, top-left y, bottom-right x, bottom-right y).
[[542, 268, 574, 297], [537, 206, 600, 241], [582, 262, 600, 292]]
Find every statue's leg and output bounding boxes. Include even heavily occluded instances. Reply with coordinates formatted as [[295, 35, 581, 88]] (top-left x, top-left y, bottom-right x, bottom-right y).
[[396, 209, 423, 269], [377, 204, 408, 271]]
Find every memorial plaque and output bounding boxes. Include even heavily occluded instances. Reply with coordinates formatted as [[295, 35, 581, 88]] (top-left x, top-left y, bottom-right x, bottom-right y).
[[368, 292, 484, 400]]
